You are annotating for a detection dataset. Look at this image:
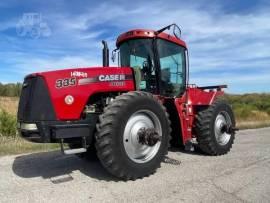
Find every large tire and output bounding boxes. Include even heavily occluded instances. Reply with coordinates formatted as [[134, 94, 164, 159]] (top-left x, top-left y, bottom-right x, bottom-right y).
[[195, 99, 236, 155], [95, 91, 171, 180]]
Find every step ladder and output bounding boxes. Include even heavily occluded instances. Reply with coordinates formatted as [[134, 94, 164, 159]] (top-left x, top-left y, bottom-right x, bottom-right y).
[[60, 137, 87, 155]]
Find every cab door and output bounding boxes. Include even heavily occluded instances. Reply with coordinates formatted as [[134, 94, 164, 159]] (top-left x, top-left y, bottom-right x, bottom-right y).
[[156, 39, 191, 146], [156, 39, 186, 97]]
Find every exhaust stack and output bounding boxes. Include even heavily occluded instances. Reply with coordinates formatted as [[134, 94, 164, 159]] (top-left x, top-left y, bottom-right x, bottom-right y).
[[102, 40, 109, 67]]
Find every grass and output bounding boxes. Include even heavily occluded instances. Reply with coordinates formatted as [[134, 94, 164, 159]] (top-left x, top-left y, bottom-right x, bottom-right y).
[[0, 136, 59, 156], [0, 97, 18, 116], [235, 110, 270, 129], [0, 97, 59, 156], [237, 120, 270, 130], [0, 110, 17, 137], [225, 93, 270, 129]]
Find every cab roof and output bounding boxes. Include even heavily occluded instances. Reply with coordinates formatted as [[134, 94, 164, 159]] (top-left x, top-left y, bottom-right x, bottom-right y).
[[116, 29, 187, 48]]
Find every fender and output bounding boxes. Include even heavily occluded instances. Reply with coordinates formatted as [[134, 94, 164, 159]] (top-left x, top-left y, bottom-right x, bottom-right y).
[[174, 87, 225, 145]]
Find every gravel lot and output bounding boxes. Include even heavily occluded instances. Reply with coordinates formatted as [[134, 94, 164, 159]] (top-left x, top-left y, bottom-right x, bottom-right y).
[[0, 127, 269, 202]]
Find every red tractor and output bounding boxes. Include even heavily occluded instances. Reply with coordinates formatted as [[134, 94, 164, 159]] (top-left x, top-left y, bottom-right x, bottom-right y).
[[17, 24, 237, 180]]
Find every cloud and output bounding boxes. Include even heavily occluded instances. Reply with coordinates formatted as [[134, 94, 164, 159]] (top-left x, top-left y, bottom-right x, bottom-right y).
[[193, 72, 270, 93], [0, 0, 269, 93], [0, 52, 101, 74], [0, 18, 18, 31]]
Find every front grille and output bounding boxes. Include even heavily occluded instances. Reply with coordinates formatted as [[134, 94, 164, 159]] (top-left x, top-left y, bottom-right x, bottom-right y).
[[18, 76, 35, 120], [18, 76, 56, 122]]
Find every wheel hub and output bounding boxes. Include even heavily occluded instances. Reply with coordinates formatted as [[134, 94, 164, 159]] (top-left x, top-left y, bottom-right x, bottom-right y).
[[123, 110, 162, 163], [214, 112, 232, 145], [138, 127, 161, 146]]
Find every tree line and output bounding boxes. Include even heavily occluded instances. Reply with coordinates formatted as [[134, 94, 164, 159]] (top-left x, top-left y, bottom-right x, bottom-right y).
[[0, 83, 22, 97]]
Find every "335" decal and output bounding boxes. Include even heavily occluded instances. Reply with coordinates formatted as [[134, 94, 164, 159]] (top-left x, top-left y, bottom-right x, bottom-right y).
[[55, 78, 76, 88]]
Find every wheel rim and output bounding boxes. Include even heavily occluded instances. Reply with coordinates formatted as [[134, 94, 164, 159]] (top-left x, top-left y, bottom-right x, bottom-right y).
[[214, 111, 232, 145], [123, 110, 162, 163]]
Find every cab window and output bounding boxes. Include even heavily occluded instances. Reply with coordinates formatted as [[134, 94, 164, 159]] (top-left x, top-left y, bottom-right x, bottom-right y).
[[157, 39, 186, 97], [119, 39, 157, 93]]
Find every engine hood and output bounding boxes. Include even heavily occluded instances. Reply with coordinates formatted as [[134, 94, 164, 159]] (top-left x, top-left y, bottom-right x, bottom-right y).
[[24, 66, 135, 120]]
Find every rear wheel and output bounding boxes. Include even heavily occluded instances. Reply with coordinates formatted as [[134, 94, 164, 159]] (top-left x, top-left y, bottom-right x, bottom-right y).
[[195, 99, 236, 155], [95, 91, 171, 180]]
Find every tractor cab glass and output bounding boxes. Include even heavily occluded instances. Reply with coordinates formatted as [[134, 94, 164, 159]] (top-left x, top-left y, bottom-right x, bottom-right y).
[[157, 39, 186, 97], [119, 38, 186, 97], [119, 39, 157, 93]]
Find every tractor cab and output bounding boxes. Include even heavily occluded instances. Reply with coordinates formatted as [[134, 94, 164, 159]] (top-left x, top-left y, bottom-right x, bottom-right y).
[[115, 24, 187, 97]]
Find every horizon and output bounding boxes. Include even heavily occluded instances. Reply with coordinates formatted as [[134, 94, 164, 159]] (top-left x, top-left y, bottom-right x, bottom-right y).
[[0, 0, 270, 93]]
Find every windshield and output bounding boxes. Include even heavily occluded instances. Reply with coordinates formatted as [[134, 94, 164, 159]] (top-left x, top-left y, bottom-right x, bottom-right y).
[[119, 39, 157, 93], [120, 39, 154, 67]]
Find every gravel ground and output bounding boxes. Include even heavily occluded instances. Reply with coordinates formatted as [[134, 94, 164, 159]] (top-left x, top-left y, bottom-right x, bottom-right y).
[[0, 127, 269, 203]]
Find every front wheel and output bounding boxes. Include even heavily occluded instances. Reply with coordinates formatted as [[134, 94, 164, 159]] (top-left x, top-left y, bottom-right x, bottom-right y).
[[95, 91, 171, 180], [194, 99, 236, 155]]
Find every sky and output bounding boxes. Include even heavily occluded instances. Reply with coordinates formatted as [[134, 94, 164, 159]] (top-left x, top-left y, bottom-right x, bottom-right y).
[[0, 0, 269, 93]]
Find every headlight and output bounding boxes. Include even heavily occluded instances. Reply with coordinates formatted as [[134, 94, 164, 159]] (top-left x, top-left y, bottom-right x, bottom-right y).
[[20, 123, 38, 131]]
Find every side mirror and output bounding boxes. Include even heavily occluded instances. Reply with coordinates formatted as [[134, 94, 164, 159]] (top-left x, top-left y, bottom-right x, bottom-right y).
[[173, 24, 181, 39], [111, 48, 118, 62]]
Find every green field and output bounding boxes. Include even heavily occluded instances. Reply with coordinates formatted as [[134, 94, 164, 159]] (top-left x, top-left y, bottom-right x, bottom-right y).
[[225, 94, 270, 129], [0, 137, 59, 156], [0, 93, 270, 155]]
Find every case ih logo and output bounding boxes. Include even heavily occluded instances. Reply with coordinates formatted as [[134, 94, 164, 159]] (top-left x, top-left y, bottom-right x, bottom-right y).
[[78, 74, 133, 85], [98, 74, 125, 81]]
